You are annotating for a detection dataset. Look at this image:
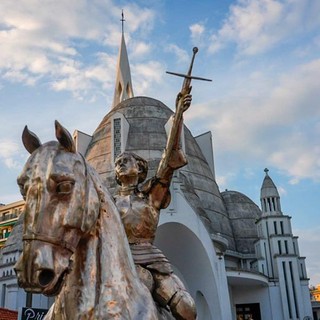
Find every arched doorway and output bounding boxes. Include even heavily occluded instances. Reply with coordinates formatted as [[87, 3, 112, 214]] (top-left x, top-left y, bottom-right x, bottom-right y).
[[155, 222, 221, 319]]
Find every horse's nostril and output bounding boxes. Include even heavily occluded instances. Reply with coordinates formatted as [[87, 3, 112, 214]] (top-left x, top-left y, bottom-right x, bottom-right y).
[[38, 269, 55, 287]]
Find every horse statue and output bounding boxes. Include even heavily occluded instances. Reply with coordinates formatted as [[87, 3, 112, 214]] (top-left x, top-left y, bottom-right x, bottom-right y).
[[14, 121, 174, 319]]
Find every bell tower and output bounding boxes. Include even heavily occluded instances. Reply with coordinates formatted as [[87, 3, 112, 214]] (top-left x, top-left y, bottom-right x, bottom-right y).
[[254, 169, 311, 319], [260, 168, 281, 215]]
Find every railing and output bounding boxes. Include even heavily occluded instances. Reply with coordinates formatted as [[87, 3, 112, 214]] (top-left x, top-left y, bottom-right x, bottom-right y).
[[0, 213, 18, 222], [226, 266, 267, 277]]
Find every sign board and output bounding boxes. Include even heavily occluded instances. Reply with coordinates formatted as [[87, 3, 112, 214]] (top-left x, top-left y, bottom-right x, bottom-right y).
[[21, 307, 48, 320]]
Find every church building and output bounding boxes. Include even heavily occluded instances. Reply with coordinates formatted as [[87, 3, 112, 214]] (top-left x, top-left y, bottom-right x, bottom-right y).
[[0, 26, 313, 320]]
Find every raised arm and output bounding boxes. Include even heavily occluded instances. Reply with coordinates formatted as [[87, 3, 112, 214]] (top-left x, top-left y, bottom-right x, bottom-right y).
[[155, 92, 191, 182], [148, 47, 211, 208], [156, 47, 211, 183]]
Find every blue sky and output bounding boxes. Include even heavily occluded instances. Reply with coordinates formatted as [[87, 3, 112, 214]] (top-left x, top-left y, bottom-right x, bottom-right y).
[[0, 0, 320, 285]]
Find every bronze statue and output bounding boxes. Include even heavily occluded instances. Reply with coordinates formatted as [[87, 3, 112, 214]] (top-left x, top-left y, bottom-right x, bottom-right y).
[[14, 47, 210, 319], [14, 121, 174, 319], [113, 47, 212, 320], [113, 95, 195, 320]]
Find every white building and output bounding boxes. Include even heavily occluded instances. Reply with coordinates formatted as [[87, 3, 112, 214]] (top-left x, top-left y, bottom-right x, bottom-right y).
[[0, 28, 312, 320]]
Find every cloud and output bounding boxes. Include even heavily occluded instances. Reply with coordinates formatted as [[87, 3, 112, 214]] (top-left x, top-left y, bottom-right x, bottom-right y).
[[132, 60, 164, 95], [121, 4, 155, 36], [130, 41, 152, 58], [0, 0, 156, 100], [3, 70, 39, 85], [208, 0, 320, 55], [186, 58, 320, 182], [0, 140, 19, 158], [216, 172, 236, 191], [190, 23, 206, 47], [277, 186, 287, 197], [0, 140, 21, 169], [190, 23, 205, 38], [165, 44, 189, 63], [49, 53, 118, 99]]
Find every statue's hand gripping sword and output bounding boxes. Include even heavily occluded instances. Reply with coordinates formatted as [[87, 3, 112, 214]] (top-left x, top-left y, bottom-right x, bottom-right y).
[[157, 47, 212, 175]]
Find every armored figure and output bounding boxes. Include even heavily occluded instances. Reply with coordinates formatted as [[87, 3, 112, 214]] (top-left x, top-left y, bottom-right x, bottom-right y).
[[114, 93, 197, 320]]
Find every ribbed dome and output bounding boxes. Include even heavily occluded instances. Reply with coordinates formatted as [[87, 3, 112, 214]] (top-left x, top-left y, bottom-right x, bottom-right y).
[[85, 96, 235, 250], [221, 190, 261, 254]]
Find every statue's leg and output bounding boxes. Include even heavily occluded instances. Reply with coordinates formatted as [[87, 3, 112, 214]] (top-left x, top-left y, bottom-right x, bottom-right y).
[[153, 273, 197, 320], [136, 264, 155, 292]]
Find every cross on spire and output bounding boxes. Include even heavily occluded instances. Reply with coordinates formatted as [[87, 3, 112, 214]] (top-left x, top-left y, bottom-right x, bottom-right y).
[[121, 10, 125, 34], [112, 10, 134, 108]]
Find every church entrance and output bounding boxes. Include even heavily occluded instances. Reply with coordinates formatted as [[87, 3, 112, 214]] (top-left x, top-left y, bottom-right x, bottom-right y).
[[236, 303, 261, 320]]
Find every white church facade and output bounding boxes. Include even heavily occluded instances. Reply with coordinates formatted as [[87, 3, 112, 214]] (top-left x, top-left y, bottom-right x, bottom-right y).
[[0, 29, 313, 320]]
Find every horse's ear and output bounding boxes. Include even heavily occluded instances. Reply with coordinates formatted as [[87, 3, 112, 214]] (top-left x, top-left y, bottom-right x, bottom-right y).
[[55, 120, 76, 153], [22, 126, 42, 154]]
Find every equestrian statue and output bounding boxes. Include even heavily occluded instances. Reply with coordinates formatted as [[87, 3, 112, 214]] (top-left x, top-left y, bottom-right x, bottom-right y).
[[15, 47, 211, 319]]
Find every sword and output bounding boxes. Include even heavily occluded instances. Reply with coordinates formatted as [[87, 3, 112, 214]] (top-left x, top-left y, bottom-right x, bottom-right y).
[[166, 47, 212, 97]]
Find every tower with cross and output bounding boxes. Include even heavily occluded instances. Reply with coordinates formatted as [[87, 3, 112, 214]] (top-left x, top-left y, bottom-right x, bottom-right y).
[[112, 11, 134, 108]]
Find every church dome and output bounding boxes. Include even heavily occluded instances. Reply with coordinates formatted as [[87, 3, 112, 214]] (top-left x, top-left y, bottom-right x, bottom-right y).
[[221, 190, 261, 253], [85, 96, 236, 250]]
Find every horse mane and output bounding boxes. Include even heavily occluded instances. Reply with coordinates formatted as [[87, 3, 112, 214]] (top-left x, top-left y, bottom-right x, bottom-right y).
[[63, 164, 158, 319]]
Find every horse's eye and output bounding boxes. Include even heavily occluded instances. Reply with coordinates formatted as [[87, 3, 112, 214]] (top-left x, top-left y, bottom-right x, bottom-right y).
[[56, 181, 74, 195]]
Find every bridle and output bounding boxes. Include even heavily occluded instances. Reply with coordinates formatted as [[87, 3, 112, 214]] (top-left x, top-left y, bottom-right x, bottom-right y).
[[23, 232, 78, 254], [22, 152, 89, 255]]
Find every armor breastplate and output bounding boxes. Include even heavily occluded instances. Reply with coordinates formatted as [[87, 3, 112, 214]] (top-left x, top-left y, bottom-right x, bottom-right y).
[[115, 193, 159, 244]]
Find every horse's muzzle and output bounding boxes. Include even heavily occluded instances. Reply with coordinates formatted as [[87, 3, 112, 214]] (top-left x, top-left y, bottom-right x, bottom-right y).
[[14, 242, 70, 296], [14, 254, 45, 294]]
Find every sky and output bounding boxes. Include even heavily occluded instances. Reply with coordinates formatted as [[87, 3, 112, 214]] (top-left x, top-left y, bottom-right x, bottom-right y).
[[0, 0, 319, 285]]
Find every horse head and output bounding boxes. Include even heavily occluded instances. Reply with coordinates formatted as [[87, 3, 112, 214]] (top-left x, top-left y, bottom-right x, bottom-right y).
[[15, 121, 99, 296]]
